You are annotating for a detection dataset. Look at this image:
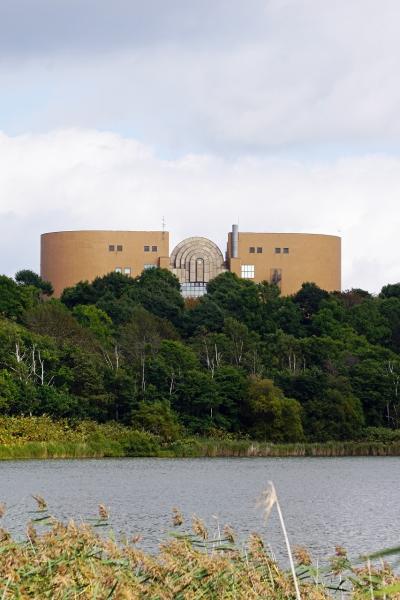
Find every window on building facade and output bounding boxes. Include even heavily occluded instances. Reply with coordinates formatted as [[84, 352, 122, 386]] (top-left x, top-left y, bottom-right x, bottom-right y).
[[241, 264, 255, 279], [124, 267, 131, 276], [143, 264, 156, 270], [257, 247, 263, 253], [115, 267, 122, 273], [275, 247, 281, 254], [144, 245, 150, 252], [249, 246, 255, 253], [109, 245, 115, 252], [117, 245, 123, 252], [181, 282, 207, 298], [283, 247, 289, 254], [152, 245, 158, 252]]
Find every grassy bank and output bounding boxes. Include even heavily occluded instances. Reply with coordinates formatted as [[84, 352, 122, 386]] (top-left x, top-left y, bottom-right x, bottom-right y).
[[2, 416, 400, 460], [2, 438, 400, 460]]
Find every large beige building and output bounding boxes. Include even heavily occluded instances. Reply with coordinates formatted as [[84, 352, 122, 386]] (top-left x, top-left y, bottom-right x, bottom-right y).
[[41, 226, 341, 298]]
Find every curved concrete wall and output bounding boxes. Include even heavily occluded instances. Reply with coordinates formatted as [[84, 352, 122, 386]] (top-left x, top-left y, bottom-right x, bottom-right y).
[[41, 229, 341, 298], [227, 232, 341, 295], [41, 230, 169, 297]]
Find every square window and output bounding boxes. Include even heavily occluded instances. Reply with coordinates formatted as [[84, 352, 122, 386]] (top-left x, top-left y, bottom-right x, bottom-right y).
[[275, 247, 281, 254], [115, 267, 122, 274], [249, 247, 255, 253], [117, 245, 123, 252], [144, 245, 150, 252], [257, 247, 263, 254], [241, 264, 255, 279], [124, 267, 131, 276], [152, 245, 158, 252], [109, 245, 115, 252], [283, 247, 289, 254]]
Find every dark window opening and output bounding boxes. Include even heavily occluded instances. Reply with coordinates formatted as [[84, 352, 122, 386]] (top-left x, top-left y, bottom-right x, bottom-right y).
[[257, 247, 263, 254], [275, 247, 281, 254], [249, 246, 255, 253], [283, 247, 289, 254], [144, 246, 150, 252], [152, 245, 158, 252], [117, 245, 123, 252], [109, 245, 115, 252], [270, 268, 282, 288]]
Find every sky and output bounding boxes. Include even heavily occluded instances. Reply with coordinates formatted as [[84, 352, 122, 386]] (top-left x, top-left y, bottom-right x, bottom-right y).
[[1, 0, 400, 292]]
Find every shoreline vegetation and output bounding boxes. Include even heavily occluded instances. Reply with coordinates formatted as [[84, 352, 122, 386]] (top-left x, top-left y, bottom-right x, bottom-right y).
[[2, 439, 400, 460], [1, 416, 400, 460], [1, 495, 400, 598]]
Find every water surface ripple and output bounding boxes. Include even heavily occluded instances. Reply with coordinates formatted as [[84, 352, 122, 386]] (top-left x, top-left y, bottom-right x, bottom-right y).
[[0, 457, 398, 562]]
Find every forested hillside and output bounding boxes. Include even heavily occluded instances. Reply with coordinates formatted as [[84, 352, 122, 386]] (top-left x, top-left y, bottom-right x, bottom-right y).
[[1, 268, 400, 443]]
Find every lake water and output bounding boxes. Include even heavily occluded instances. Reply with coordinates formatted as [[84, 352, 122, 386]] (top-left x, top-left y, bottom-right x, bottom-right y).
[[0, 457, 398, 563]]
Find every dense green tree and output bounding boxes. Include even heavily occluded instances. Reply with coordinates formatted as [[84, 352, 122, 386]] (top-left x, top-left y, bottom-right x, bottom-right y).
[[244, 378, 303, 442], [24, 301, 95, 349], [132, 400, 181, 441], [174, 370, 218, 433], [61, 281, 97, 309], [129, 268, 184, 325], [73, 304, 114, 348], [380, 283, 400, 299], [379, 297, 400, 353], [15, 269, 53, 296], [0, 275, 36, 320], [0, 370, 19, 412], [214, 366, 248, 431], [293, 282, 330, 321]]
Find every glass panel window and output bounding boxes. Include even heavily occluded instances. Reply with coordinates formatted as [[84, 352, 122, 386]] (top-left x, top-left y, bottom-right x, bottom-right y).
[[257, 247, 263, 253], [152, 245, 158, 252], [143, 264, 156, 270], [275, 247, 281, 254], [117, 245, 123, 252], [241, 264, 255, 279], [181, 282, 207, 298], [249, 246, 255, 253], [109, 245, 115, 252], [115, 267, 122, 273], [144, 245, 150, 252], [283, 247, 289, 254], [124, 267, 131, 276]]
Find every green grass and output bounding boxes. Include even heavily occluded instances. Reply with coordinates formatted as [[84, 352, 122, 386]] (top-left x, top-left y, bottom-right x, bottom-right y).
[[2, 438, 400, 460]]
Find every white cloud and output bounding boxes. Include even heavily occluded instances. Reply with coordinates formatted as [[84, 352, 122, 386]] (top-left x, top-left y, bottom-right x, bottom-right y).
[[0, 128, 398, 293]]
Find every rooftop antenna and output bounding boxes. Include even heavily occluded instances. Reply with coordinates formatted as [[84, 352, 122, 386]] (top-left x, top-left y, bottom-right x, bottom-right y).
[[162, 216, 166, 239]]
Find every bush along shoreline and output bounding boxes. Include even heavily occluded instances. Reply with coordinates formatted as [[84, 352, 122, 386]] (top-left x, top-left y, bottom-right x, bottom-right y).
[[1, 488, 400, 598], [1, 416, 400, 460]]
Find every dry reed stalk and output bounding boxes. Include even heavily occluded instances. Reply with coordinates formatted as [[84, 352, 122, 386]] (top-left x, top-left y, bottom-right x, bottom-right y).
[[257, 481, 301, 600]]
